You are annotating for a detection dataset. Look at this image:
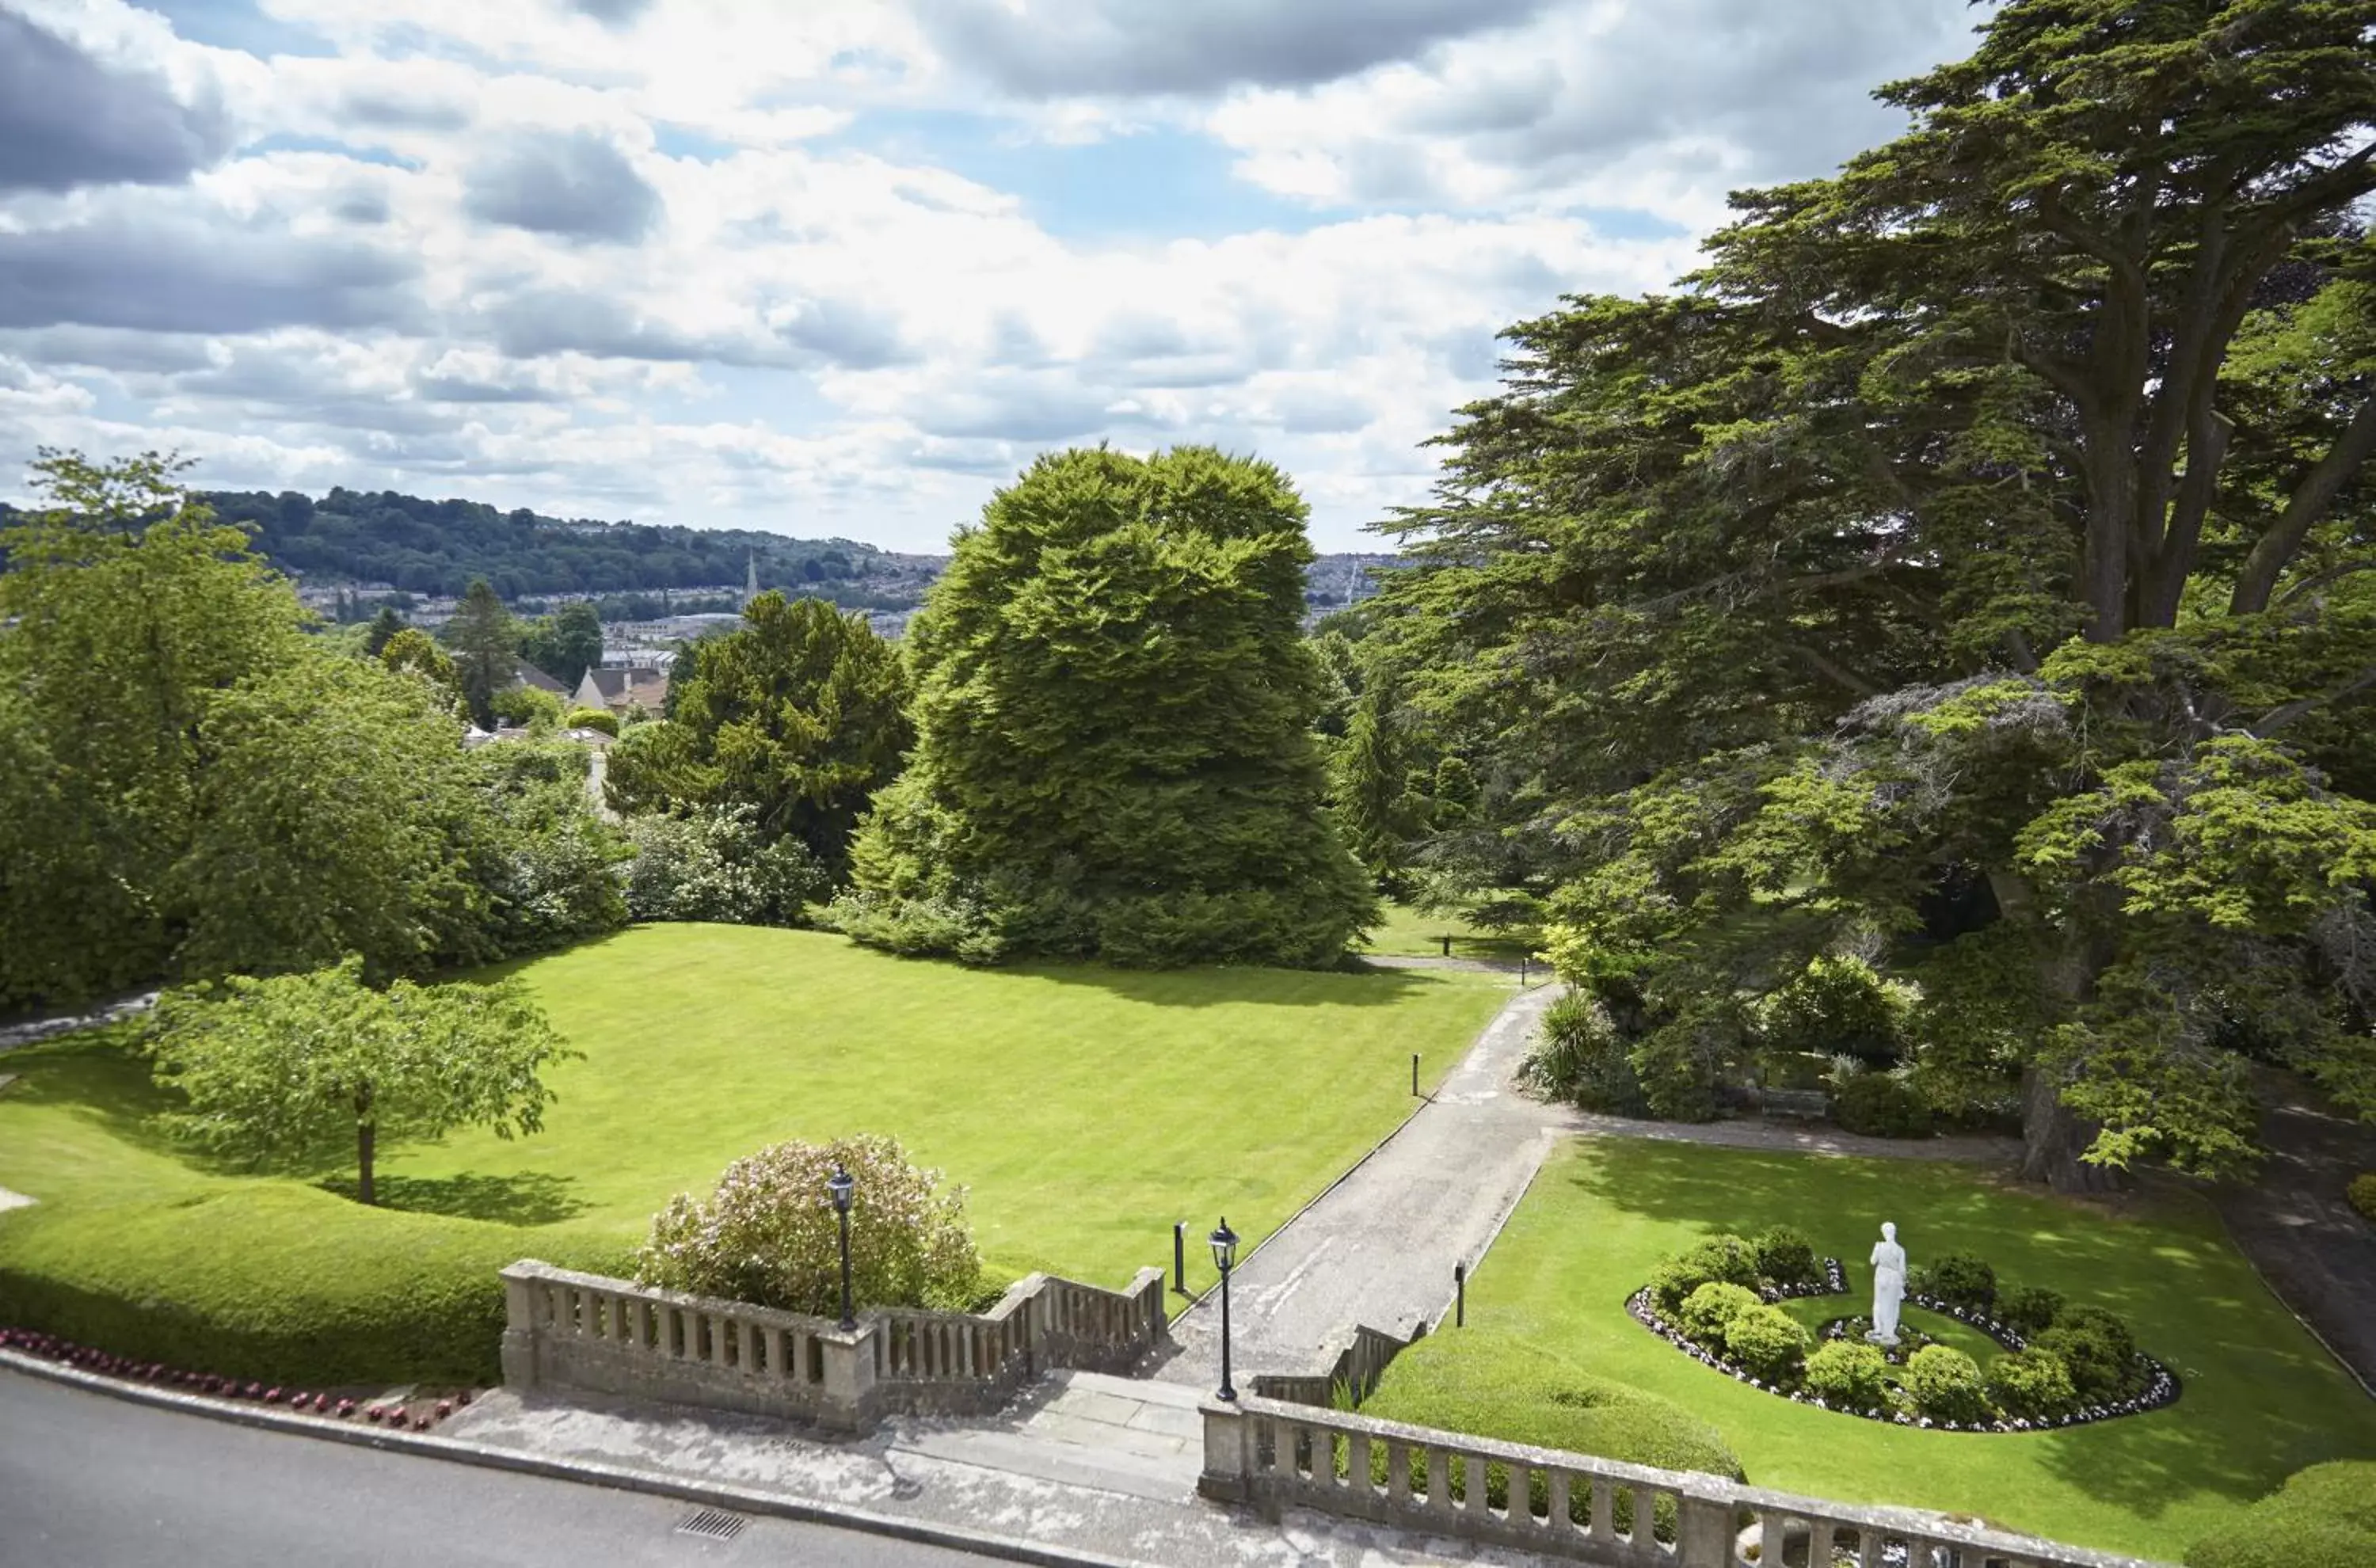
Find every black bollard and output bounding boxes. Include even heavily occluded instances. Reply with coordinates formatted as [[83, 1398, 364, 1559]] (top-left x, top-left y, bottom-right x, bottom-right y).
[[1440, 934, 1452, 957], [1456, 1262, 1466, 1327], [1411, 1052, 1420, 1097], [1173, 1221, 1186, 1295]]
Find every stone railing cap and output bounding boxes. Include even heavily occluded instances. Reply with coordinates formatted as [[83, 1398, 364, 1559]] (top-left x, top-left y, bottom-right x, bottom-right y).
[[1202, 1395, 2165, 1567]]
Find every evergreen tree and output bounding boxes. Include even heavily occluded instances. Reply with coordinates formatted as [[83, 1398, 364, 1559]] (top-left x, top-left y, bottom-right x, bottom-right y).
[[443, 578, 516, 728], [836, 446, 1376, 968], [362, 606, 404, 657], [605, 592, 912, 873], [1377, 0, 2376, 1186]]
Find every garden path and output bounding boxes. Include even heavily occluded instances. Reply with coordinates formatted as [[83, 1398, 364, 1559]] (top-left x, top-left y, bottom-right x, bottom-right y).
[[2203, 1066, 2376, 1396], [1153, 976, 2022, 1392], [1153, 978, 1564, 1389]]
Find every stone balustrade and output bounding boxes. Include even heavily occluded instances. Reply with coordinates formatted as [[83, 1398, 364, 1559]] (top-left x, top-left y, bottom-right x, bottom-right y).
[[501, 1260, 1167, 1433], [1198, 1394, 2159, 1568], [1252, 1320, 1422, 1409]]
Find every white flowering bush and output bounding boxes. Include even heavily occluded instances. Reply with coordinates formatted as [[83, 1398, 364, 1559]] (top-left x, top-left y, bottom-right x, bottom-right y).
[[634, 1135, 984, 1316]]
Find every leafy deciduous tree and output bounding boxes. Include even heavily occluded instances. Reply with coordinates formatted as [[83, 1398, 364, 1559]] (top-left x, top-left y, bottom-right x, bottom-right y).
[[836, 445, 1376, 967], [145, 958, 578, 1206]]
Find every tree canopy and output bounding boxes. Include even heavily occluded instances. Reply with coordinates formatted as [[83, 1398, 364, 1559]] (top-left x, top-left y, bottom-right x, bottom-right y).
[[603, 591, 912, 873], [0, 453, 627, 1014], [1369, 0, 2376, 1187], [836, 444, 1376, 967], [145, 958, 577, 1206]]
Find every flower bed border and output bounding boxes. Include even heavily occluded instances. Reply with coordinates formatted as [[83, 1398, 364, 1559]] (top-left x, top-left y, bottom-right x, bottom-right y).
[[1624, 1263, 2182, 1433], [0, 1325, 465, 1431]]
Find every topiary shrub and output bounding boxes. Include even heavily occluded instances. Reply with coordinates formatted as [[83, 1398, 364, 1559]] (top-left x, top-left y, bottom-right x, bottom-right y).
[[1803, 1340, 1890, 1411], [1678, 1281, 1762, 1343], [2349, 1174, 2376, 1224], [1757, 954, 1912, 1066], [637, 1134, 984, 1316], [2031, 1305, 2143, 1402], [1913, 1250, 1996, 1312], [1904, 1343, 1990, 1424], [1751, 1225, 1820, 1290], [1830, 1071, 1934, 1138], [1520, 991, 1647, 1115], [1722, 1305, 1812, 1384], [1985, 1348, 2078, 1421], [565, 706, 619, 736], [1650, 1234, 1761, 1314], [2184, 1460, 2376, 1568], [1996, 1284, 2064, 1338]]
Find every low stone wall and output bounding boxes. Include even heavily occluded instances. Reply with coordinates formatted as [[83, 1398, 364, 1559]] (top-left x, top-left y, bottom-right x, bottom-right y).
[[1198, 1394, 2160, 1568], [501, 1260, 1167, 1433], [1251, 1320, 1422, 1409]]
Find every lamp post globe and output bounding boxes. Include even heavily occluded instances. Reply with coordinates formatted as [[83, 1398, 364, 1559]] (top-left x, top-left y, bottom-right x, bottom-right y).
[[1209, 1218, 1239, 1403], [828, 1164, 856, 1332]]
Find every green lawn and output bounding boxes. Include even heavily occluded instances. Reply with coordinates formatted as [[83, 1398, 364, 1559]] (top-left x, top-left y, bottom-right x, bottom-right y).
[[1356, 900, 1537, 962], [0, 925, 1506, 1383], [1364, 1138, 2376, 1562]]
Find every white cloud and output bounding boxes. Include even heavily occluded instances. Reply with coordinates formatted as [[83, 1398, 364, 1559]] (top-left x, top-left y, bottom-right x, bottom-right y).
[[0, 0, 1991, 550]]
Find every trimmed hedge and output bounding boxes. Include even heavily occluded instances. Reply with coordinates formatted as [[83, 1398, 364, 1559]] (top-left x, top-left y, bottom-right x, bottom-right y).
[[1678, 1281, 1761, 1342], [1986, 1348, 2079, 1421], [1361, 1327, 1746, 1482], [2349, 1174, 2376, 1224], [1913, 1250, 1996, 1312], [1803, 1339, 1889, 1410], [2185, 1461, 2376, 1568], [1650, 1234, 1762, 1313], [1904, 1344, 1990, 1424], [0, 1183, 626, 1387], [1722, 1305, 1811, 1384]]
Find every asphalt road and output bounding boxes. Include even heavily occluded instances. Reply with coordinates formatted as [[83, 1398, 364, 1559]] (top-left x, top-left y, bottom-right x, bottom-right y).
[[0, 1367, 996, 1568]]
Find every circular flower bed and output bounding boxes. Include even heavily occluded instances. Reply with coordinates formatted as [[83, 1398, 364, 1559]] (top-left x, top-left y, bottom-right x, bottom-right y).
[[0, 1326, 470, 1432], [1626, 1235, 2180, 1432]]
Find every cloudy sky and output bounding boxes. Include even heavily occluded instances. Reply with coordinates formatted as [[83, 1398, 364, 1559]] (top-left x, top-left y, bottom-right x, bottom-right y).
[[0, 0, 1986, 552]]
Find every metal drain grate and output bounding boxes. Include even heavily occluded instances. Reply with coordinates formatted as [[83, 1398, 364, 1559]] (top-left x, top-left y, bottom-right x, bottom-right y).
[[676, 1506, 750, 1542]]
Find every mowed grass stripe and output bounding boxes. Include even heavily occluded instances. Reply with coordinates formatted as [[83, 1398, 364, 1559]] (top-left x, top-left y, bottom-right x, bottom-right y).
[[0, 924, 1506, 1384]]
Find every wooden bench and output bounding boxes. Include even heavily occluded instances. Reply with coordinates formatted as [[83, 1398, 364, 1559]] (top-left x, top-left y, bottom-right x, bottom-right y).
[[1761, 1087, 1830, 1125]]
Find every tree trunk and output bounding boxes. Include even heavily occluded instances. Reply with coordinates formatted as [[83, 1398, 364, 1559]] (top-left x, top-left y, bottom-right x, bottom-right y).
[[2017, 1065, 2130, 1194], [357, 1121, 375, 1207]]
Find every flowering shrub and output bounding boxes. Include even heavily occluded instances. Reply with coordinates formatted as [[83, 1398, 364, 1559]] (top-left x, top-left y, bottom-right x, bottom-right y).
[[1985, 1348, 2079, 1420], [1721, 1305, 1811, 1383], [1803, 1340, 1890, 1410], [1904, 1344, 1990, 1424], [1678, 1281, 1761, 1343], [636, 1135, 984, 1317]]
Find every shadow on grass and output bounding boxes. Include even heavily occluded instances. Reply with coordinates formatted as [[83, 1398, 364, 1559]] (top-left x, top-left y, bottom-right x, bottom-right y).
[[0, 1032, 185, 1155], [1012, 957, 1439, 1008], [314, 1171, 588, 1226]]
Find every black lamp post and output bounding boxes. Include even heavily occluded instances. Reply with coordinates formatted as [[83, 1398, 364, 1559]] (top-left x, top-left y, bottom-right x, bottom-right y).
[[1209, 1217, 1239, 1403], [828, 1164, 856, 1332]]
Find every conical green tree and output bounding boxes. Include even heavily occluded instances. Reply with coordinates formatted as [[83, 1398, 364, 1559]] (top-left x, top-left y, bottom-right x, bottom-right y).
[[838, 445, 1376, 967]]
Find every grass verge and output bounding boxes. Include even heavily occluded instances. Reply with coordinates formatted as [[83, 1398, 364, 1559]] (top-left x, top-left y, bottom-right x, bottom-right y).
[[1361, 1137, 2376, 1561], [0, 924, 1506, 1385]]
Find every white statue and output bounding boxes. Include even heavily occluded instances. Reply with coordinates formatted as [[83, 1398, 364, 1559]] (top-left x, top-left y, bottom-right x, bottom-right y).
[[1866, 1222, 1906, 1347]]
